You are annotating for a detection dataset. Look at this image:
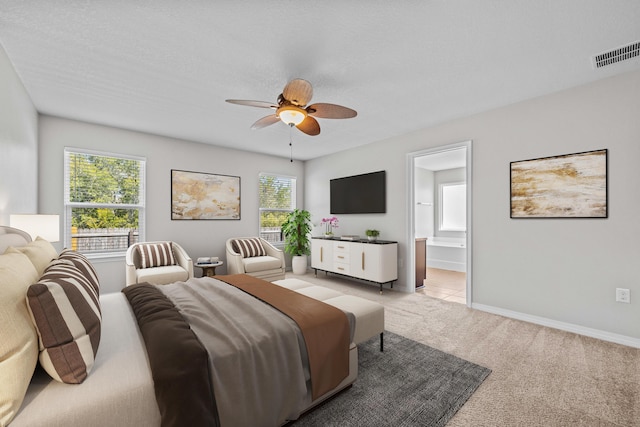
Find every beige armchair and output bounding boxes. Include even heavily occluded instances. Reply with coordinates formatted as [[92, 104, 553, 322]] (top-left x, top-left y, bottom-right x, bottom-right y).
[[226, 237, 285, 282], [125, 241, 193, 286]]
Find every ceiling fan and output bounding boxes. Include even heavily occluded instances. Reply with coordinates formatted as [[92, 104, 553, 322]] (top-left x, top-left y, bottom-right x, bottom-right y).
[[226, 79, 357, 136]]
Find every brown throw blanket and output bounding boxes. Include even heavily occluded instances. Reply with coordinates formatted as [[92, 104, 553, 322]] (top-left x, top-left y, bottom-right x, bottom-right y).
[[123, 275, 350, 427], [122, 284, 219, 427], [216, 274, 351, 401]]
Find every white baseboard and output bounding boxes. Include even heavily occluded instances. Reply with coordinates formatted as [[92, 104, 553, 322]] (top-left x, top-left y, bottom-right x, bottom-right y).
[[427, 259, 466, 272], [472, 303, 640, 349]]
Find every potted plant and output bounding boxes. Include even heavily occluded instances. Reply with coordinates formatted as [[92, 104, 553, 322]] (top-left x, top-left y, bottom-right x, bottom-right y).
[[365, 229, 380, 241], [321, 216, 339, 238], [281, 209, 312, 274]]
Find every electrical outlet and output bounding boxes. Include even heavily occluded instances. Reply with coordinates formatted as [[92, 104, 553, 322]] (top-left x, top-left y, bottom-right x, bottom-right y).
[[616, 288, 630, 303], [398, 258, 403, 268]]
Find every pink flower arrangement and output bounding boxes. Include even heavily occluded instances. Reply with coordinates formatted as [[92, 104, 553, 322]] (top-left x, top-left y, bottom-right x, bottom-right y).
[[321, 216, 339, 234]]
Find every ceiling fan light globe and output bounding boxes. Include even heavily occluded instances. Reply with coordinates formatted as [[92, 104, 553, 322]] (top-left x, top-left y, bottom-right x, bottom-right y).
[[277, 105, 307, 126]]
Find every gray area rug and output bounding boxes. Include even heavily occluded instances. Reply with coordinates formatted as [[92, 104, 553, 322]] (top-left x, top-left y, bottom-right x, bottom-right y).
[[292, 331, 491, 427]]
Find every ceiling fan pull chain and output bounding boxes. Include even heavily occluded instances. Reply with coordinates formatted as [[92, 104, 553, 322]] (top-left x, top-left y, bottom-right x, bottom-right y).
[[289, 123, 294, 162]]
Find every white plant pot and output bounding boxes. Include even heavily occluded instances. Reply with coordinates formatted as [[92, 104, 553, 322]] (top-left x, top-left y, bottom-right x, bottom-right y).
[[291, 255, 308, 275]]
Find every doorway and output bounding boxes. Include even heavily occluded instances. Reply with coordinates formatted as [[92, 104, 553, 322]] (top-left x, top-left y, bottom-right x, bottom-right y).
[[406, 141, 472, 306]]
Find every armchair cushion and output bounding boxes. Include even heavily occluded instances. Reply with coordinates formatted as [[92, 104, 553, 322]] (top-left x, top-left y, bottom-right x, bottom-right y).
[[136, 242, 176, 268], [242, 256, 284, 273], [232, 238, 266, 258], [135, 265, 190, 285]]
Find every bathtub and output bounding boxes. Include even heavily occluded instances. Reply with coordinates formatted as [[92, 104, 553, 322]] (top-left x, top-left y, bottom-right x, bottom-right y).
[[426, 237, 466, 272]]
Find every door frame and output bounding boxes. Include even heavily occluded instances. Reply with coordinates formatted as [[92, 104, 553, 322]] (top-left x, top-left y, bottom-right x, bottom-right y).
[[406, 140, 473, 306]]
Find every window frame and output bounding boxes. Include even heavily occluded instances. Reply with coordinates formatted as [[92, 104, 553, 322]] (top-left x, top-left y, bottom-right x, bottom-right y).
[[258, 172, 297, 245], [64, 147, 146, 259]]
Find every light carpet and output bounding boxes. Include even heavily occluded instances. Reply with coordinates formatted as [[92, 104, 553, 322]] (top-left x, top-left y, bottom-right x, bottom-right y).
[[289, 272, 640, 426], [292, 331, 490, 426]]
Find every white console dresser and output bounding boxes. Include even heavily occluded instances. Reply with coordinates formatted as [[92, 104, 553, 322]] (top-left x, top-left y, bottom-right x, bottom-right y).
[[311, 237, 398, 292]]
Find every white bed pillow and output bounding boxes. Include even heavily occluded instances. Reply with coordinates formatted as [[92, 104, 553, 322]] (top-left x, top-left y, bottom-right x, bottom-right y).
[[10, 237, 58, 276], [0, 251, 39, 427]]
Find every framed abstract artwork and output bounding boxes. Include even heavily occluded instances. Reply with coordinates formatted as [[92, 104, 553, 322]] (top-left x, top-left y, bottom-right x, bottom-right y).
[[510, 149, 607, 218], [171, 169, 240, 220]]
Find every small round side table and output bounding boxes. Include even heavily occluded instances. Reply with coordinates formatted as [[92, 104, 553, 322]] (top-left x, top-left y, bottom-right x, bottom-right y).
[[196, 260, 224, 277]]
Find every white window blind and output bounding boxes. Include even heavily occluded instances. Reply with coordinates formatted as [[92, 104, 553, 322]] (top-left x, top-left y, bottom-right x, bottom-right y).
[[64, 148, 145, 256], [259, 173, 296, 244]]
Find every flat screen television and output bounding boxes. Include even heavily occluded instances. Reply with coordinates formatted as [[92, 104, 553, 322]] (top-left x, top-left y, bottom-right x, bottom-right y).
[[330, 170, 386, 214]]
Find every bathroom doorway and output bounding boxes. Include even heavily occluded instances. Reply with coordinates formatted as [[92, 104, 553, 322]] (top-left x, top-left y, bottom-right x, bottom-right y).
[[407, 141, 471, 306]]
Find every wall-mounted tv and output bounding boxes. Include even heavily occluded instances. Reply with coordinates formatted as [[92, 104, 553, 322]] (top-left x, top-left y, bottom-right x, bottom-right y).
[[330, 170, 386, 214]]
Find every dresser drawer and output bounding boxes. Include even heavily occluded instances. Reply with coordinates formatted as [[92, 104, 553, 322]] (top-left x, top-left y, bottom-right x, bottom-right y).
[[333, 251, 350, 264], [334, 262, 350, 275], [333, 242, 349, 254]]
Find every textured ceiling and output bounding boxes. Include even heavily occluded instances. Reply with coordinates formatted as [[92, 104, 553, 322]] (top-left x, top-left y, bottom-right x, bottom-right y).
[[1, 1, 639, 160]]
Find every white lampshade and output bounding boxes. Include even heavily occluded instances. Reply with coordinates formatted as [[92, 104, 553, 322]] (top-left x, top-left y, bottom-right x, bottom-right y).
[[277, 105, 307, 126], [10, 214, 60, 242]]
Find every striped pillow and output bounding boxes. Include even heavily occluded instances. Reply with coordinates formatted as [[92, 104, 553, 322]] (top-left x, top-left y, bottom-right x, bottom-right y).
[[232, 238, 266, 258], [58, 249, 100, 292], [26, 259, 101, 384], [137, 242, 176, 269]]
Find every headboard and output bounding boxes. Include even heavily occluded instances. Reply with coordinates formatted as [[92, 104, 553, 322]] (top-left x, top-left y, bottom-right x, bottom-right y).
[[0, 226, 32, 253]]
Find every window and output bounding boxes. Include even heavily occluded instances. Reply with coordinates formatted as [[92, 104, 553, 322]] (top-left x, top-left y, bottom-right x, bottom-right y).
[[259, 173, 296, 245], [64, 148, 145, 256], [440, 182, 466, 231]]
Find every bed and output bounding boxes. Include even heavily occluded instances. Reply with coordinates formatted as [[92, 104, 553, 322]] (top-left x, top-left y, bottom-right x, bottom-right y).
[[0, 226, 357, 427]]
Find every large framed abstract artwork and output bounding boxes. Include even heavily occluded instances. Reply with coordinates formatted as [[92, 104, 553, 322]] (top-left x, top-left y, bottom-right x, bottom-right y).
[[510, 149, 607, 218], [171, 169, 241, 220]]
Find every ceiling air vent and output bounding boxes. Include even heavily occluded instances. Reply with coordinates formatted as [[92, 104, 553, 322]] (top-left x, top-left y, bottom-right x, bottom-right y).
[[592, 41, 640, 69]]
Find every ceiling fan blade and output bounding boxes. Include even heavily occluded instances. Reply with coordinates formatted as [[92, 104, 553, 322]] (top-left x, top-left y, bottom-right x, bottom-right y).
[[226, 99, 277, 109], [282, 79, 313, 106], [307, 103, 357, 119], [296, 116, 320, 136], [251, 114, 280, 129]]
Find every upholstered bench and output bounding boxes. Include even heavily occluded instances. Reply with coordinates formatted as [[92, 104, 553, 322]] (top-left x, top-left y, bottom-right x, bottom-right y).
[[272, 278, 385, 351]]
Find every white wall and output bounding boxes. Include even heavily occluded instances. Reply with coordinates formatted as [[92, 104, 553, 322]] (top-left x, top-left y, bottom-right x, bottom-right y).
[[306, 70, 640, 343], [38, 116, 305, 293], [0, 44, 38, 224]]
